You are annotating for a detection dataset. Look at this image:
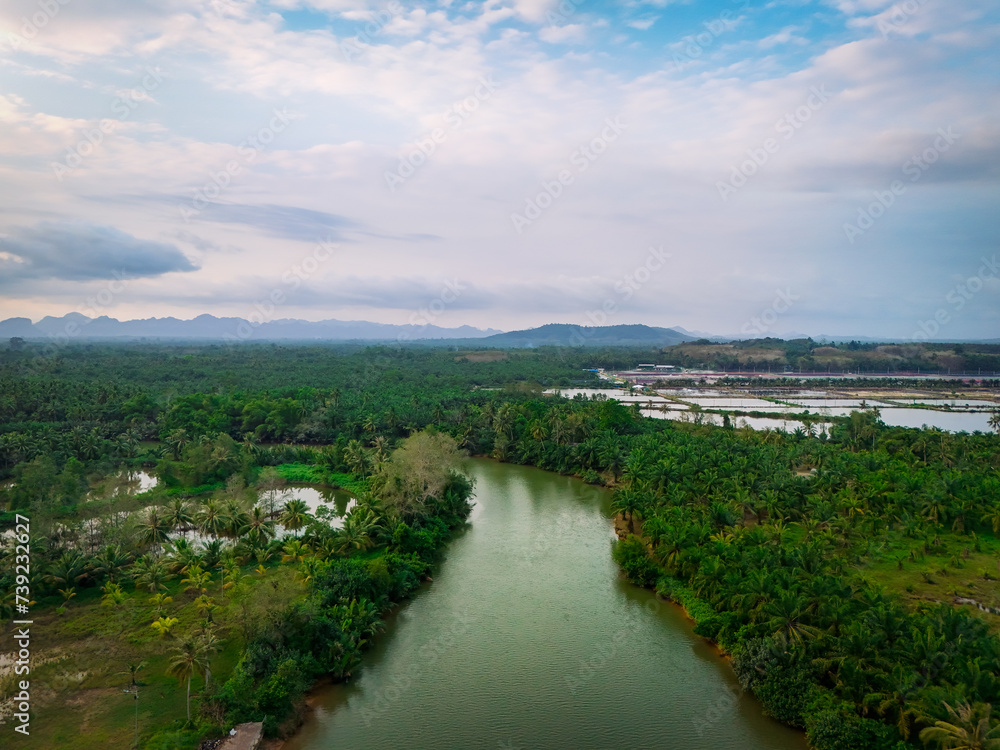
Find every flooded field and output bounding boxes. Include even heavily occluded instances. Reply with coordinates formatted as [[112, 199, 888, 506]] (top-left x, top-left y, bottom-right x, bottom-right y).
[[553, 382, 997, 434]]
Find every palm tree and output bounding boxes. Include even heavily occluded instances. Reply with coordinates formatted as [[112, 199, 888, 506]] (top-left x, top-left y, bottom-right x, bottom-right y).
[[198, 630, 222, 689], [281, 539, 311, 564], [344, 440, 369, 477], [150, 616, 179, 638], [164, 538, 202, 574], [138, 508, 171, 549], [279, 499, 310, 536], [148, 592, 173, 616], [101, 582, 128, 609], [163, 498, 194, 531], [763, 593, 823, 645], [92, 545, 131, 582], [46, 550, 90, 589], [335, 507, 382, 554], [988, 409, 1000, 436], [610, 489, 643, 535], [166, 638, 207, 724], [132, 556, 172, 593], [181, 565, 212, 596], [193, 594, 217, 621], [243, 506, 276, 547], [919, 702, 1000, 749], [222, 499, 250, 540], [165, 429, 189, 460], [863, 666, 924, 740], [196, 500, 229, 539]]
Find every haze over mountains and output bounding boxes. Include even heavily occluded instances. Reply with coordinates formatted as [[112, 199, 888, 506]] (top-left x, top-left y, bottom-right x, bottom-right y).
[[0, 315, 699, 347], [2, 315, 996, 346], [0, 313, 501, 342]]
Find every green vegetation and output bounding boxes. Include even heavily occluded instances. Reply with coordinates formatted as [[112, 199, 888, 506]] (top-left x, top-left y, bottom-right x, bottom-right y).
[[657, 338, 1000, 374], [1, 342, 999, 749]]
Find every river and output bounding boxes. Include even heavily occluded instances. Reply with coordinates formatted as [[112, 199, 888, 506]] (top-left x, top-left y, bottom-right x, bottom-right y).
[[284, 459, 807, 750]]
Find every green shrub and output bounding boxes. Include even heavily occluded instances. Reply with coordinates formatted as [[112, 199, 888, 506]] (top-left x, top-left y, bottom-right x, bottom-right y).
[[612, 535, 658, 586]]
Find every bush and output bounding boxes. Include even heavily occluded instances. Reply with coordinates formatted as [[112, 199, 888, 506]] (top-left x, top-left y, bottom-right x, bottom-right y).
[[805, 709, 899, 750], [754, 666, 813, 727], [612, 535, 658, 586]]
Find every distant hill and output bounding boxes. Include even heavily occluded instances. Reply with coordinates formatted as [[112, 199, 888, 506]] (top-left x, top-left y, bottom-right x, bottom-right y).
[[473, 323, 694, 348], [0, 314, 501, 342]]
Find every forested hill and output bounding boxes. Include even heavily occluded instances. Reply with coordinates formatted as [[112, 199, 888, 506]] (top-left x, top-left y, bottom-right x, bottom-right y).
[[466, 323, 693, 348]]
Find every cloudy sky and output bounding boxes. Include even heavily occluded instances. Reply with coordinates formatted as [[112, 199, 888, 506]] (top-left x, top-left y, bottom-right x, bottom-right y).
[[1, 0, 998, 338]]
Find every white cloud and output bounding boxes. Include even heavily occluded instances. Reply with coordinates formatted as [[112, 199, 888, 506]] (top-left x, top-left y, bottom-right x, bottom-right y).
[[0, 0, 997, 337], [538, 23, 586, 44]]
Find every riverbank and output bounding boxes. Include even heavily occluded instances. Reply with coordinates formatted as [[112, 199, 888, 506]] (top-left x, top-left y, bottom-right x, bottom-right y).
[[276, 458, 807, 750]]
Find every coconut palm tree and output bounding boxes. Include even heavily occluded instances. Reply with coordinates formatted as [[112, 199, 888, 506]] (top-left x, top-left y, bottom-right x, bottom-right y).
[[222, 499, 250, 540], [148, 592, 173, 616], [164, 539, 202, 574], [166, 638, 207, 724], [132, 556, 172, 593], [279, 499, 310, 536], [335, 507, 382, 554], [163, 498, 194, 531], [181, 565, 211, 596], [281, 539, 310, 564], [242, 506, 276, 547], [196, 500, 229, 539], [100, 582, 127, 609], [137, 508, 171, 549], [197, 629, 222, 689], [344, 440, 369, 477], [165, 429, 189, 460], [46, 550, 90, 589], [919, 702, 1000, 750], [610, 489, 643, 535], [150, 616, 179, 638], [92, 544, 131, 583]]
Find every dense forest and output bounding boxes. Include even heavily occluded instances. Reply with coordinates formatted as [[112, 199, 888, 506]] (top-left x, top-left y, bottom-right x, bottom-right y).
[[1, 342, 999, 749]]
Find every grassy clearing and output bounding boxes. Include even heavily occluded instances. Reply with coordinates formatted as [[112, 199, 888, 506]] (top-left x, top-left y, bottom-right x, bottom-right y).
[[1, 563, 303, 749], [859, 529, 1000, 629]]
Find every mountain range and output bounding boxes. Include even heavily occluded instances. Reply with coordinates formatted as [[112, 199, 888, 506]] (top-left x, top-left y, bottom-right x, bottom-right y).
[[0, 315, 698, 347], [0, 314, 501, 342]]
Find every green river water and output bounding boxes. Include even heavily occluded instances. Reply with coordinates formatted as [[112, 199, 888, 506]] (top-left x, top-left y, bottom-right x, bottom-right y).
[[284, 459, 808, 750]]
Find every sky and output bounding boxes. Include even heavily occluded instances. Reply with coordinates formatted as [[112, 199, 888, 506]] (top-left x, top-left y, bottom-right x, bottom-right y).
[[0, 0, 998, 339]]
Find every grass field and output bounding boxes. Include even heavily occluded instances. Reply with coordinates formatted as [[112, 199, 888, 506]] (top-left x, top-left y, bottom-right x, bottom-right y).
[[1, 562, 302, 749], [859, 528, 1000, 630]]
